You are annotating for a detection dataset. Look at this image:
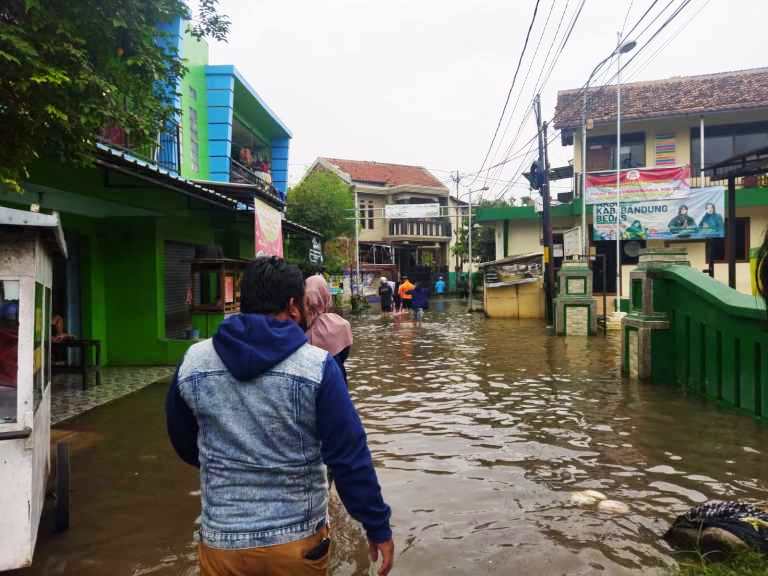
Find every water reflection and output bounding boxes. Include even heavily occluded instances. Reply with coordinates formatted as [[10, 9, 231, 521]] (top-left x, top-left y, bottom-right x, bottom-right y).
[[13, 300, 768, 575], [344, 301, 768, 574]]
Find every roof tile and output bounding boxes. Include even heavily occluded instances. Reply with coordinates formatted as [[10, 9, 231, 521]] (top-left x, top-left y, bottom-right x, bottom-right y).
[[554, 67, 768, 130], [321, 158, 446, 189]]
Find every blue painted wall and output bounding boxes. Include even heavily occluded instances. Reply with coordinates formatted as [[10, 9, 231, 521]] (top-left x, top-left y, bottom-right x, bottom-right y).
[[205, 66, 235, 182], [156, 17, 184, 174], [271, 138, 290, 198]]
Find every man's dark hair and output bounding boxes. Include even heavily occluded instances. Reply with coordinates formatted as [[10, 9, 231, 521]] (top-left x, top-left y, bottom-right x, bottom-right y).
[[241, 257, 305, 314]]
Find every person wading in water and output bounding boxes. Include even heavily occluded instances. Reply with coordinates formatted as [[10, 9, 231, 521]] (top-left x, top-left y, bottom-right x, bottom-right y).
[[166, 257, 394, 576]]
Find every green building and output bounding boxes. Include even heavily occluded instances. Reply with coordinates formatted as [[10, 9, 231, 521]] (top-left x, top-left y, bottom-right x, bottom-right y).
[[0, 22, 303, 367]]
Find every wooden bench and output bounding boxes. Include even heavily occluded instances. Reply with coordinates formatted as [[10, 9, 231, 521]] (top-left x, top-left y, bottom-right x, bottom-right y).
[[52, 339, 101, 390]]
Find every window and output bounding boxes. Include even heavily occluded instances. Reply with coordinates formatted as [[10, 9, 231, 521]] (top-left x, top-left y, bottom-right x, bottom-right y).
[[359, 202, 367, 229], [707, 218, 750, 263], [0, 280, 20, 423], [367, 201, 374, 229], [691, 122, 768, 173], [189, 107, 200, 173], [586, 132, 645, 171], [189, 86, 198, 101]]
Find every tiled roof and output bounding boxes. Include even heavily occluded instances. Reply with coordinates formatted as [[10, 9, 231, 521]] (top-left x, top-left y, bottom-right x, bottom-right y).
[[321, 158, 446, 189], [554, 67, 768, 130]]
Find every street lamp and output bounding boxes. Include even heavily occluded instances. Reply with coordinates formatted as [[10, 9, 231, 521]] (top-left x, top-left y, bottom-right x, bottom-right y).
[[460, 185, 489, 312], [580, 38, 637, 259], [614, 35, 636, 305]]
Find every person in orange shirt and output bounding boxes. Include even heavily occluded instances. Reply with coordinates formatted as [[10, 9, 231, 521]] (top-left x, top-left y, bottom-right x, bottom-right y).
[[398, 276, 415, 311]]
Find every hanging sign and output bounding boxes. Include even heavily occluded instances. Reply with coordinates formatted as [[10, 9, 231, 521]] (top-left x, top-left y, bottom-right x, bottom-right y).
[[308, 237, 324, 264], [585, 165, 691, 204], [593, 186, 725, 241], [384, 203, 441, 219], [254, 198, 284, 257]]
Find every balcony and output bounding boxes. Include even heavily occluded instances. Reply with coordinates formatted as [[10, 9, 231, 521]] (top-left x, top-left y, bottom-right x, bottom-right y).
[[98, 120, 181, 174], [230, 158, 272, 187], [386, 219, 452, 241]]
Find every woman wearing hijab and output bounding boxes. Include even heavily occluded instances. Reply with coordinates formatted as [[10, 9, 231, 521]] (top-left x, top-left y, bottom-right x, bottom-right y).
[[304, 274, 353, 383]]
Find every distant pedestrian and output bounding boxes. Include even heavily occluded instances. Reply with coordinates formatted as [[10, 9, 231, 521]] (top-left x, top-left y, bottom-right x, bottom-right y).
[[398, 276, 415, 310], [392, 280, 401, 312], [166, 257, 394, 576], [378, 277, 393, 313], [434, 276, 446, 296], [408, 281, 430, 322], [305, 274, 353, 383]]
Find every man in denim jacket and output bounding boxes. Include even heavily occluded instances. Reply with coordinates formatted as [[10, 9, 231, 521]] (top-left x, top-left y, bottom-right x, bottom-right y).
[[166, 257, 394, 575]]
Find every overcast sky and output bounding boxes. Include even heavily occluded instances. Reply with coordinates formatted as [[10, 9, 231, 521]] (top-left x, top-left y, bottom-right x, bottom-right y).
[[210, 0, 766, 201]]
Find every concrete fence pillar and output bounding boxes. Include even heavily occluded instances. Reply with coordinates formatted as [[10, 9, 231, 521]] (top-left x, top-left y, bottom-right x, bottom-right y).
[[621, 248, 690, 379]]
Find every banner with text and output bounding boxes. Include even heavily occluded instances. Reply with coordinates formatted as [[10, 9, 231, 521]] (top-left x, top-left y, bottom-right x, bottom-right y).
[[593, 186, 725, 241], [254, 197, 284, 257], [586, 165, 691, 204], [384, 203, 441, 219]]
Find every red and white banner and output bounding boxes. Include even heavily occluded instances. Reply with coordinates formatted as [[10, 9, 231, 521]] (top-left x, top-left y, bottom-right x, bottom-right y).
[[254, 198, 283, 257], [585, 165, 690, 204]]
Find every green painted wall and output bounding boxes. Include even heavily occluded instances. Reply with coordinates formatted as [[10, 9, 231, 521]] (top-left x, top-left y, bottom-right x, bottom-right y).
[[649, 265, 768, 421], [180, 30, 210, 180], [7, 159, 254, 367]]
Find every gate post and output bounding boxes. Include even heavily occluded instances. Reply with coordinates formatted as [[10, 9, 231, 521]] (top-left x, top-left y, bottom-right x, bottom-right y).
[[622, 248, 689, 379]]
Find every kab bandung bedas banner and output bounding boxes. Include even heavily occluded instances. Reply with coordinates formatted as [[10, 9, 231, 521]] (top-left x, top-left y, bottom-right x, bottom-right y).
[[585, 166, 691, 204], [593, 186, 725, 241]]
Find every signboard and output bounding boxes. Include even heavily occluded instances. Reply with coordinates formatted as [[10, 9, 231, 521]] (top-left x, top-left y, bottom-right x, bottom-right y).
[[384, 203, 441, 219], [254, 198, 283, 257], [563, 227, 582, 257], [553, 244, 564, 258], [585, 165, 691, 204], [309, 237, 324, 264], [593, 186, 725, 241]]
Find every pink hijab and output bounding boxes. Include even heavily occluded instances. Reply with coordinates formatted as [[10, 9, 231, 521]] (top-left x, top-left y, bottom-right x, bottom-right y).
[[304, 275, 353, 356]]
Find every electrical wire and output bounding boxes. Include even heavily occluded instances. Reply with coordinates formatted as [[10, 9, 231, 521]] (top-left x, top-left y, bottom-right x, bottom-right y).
[[622, 0, 711, 82], [620, 0, 636, 37], [481, 0, 561, 196], [480, 0, 587, 198], [467, 0, 543, 188]]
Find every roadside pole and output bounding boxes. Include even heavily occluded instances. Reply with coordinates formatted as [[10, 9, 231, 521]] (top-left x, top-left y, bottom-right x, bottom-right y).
[[534, 95, 554, 326], [353, 185, 361, 293]]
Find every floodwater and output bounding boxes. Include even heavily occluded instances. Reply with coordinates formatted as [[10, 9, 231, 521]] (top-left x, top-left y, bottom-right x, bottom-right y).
[[13, 300, 768, 575]]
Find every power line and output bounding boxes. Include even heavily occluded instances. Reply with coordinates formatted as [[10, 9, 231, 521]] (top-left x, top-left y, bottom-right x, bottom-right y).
[[468, 0, 543, 188], [480, 0, 587, 195], [481, 0, 561, 195], [623, 0, 711, 82], [620, 0, 636, 37], [482, 0, 585, 195], [488, 0, 697, 204]]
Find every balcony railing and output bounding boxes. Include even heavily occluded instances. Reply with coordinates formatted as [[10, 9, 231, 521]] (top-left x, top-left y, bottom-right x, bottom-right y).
[[388, 219, 452, 239], [98, 120, 181, 173], [230, 158, 272, 186]]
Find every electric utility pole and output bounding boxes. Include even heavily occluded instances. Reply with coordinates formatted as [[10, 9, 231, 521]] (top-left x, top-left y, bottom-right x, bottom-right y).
[[534, 95, 554, 326], [451, 170, 462, 283]]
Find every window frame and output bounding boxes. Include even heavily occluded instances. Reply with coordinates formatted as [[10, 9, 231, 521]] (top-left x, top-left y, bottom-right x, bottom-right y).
[[0, 277, 22, 428], [691, 121, 768, 174], [706, 217, 750, 264], [586, 132, 646, 171]]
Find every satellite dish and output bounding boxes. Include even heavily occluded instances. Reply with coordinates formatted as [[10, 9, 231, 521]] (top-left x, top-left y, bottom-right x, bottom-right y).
[[624, 241, 641, 258]]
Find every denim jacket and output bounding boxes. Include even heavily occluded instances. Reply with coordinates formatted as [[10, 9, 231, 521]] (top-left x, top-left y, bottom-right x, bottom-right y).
[[166, 314, 391, 549]]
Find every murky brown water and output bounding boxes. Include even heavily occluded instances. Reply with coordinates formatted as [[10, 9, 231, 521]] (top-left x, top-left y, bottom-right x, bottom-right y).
[[13, 300, 768, 575]]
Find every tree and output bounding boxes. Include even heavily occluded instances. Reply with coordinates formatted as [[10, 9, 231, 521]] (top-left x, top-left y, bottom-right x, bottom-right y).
[[285, 170, 355, 271], [0, 0, 229, 190], [286, 170, 355, 242]]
